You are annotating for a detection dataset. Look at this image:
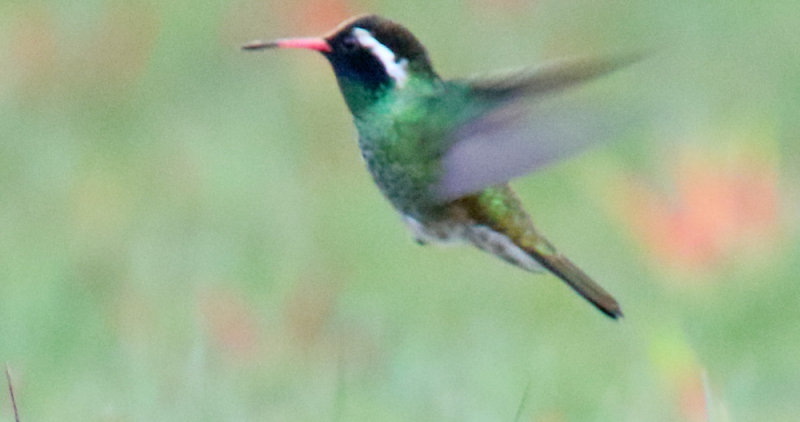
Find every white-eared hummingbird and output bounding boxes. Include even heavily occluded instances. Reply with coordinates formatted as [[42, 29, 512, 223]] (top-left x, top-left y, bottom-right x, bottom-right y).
[[244, 15, 635, 318]]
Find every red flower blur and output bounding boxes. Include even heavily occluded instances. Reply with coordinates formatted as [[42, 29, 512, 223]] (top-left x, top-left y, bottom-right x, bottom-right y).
[[616, 142, 781, 273], [200, 287, 261, 360]]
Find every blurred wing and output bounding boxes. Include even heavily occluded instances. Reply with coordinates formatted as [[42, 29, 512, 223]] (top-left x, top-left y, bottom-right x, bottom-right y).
[[466, 53, 641, 102], [434, 55, 640, 201]]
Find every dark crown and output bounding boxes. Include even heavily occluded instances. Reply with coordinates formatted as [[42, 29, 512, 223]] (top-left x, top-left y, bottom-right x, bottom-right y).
[[325, 15, 437, 77]]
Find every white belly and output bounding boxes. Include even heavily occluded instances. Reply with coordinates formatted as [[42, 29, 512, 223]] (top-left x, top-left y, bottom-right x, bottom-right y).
[[403, 216, 544, 273]]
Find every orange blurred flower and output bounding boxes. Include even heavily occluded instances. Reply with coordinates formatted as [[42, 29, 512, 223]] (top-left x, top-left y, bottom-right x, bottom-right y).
[[288, 0, 355, 35], [614, 139, 781, 274], [199, 287, 261, 360]]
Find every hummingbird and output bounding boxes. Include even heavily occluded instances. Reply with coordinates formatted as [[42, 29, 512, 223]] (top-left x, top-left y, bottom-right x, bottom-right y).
[[244, 14, 634, 318]]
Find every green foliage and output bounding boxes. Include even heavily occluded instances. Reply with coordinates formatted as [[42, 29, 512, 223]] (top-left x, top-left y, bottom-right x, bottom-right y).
[[1, 0, 798, 420]]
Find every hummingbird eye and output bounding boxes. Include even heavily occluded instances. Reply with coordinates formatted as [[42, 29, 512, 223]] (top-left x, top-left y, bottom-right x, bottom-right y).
[[340, 36, 360, 53]]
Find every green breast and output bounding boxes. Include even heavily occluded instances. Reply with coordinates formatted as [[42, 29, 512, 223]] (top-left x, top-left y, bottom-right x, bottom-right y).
[[350, 78, 476, 219], [356, 120, 441, 218]]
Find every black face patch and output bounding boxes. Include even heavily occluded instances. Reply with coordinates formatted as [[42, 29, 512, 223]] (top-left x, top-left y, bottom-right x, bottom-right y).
[[321, 15, 437, 93], [325, 32, 392, 91]]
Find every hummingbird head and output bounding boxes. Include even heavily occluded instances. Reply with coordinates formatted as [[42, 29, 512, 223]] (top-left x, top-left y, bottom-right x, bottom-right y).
[[244, 15, 439, 112]]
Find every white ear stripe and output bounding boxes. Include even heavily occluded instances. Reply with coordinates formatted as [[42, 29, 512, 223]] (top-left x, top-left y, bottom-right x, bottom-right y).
[[352, 27, 409, 87]]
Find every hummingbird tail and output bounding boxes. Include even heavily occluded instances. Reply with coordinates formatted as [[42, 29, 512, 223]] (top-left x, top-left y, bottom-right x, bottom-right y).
[[523, 244, 623, 319], [453, 187, 621, 318]]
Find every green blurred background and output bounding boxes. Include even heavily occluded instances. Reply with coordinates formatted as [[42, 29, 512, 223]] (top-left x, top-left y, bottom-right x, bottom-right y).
[[1, 0, 799, 420]]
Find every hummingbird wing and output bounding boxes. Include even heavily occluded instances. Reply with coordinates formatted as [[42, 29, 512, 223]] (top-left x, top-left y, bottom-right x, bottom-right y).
[[465, 53, 640, 102], [433, 54, 640, 201]]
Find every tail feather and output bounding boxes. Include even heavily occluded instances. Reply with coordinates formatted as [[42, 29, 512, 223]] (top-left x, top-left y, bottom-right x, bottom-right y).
[[452, 186, 622, 318], [523, 243, 623, 319], [464, 223, 623, 318]]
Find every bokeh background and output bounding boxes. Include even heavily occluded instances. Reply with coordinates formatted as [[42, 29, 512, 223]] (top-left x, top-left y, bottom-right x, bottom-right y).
[[1, 0, 799, 420]]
